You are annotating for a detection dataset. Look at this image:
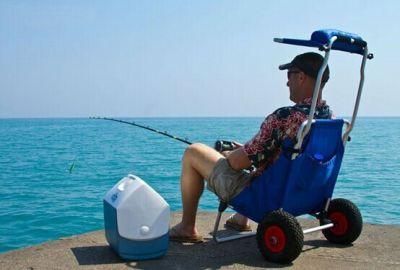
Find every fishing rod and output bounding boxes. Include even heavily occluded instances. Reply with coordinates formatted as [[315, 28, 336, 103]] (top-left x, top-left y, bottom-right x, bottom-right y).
[[91, 117, 237, 152], [69, 117, 204, 173], [90, 117, 193, 145]]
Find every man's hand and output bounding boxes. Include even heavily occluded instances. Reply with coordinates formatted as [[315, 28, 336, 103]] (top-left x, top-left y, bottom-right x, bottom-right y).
[[220, 141, 242, 157]]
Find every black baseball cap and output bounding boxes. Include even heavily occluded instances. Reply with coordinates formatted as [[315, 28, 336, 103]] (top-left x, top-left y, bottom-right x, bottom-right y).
[[279, 52, 330, 83]]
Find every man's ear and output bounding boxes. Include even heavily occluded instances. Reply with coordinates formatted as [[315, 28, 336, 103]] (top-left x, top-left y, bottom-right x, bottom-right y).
[[298, 71, 307, 85]]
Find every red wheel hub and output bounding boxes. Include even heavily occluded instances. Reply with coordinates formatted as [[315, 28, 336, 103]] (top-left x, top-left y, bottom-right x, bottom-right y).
[[329, 212, 348, 235], [264, 225, 286, 253]]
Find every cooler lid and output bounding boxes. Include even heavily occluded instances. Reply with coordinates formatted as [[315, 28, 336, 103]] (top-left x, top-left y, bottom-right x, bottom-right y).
[[105, 175, 170, 240]]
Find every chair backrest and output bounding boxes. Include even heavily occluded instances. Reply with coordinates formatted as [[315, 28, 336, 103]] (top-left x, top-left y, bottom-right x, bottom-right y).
[[300, 119, 344, 160], [229, 119, 345, 222], [280, 119, 345, 215]]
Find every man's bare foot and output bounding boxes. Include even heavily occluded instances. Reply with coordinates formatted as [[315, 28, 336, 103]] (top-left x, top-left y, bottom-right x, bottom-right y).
[[224, 213, 252, 232], [169, 223, 203, 243]]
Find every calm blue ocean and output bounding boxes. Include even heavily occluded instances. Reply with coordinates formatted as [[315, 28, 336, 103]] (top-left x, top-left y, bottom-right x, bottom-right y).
[[0, 117, 399, 253]]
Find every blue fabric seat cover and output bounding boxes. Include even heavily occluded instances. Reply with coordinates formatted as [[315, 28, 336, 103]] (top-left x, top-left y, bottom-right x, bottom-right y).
[[229, 119, 345, 223]]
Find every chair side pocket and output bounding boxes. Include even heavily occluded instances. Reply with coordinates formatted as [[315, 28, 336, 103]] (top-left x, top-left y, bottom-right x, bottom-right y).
[[296, 154, 337, 190]]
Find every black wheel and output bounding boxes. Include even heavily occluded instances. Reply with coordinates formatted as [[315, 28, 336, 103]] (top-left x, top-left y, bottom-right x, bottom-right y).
[[321, 198, 362, 244], [256, 210, 304, 264]]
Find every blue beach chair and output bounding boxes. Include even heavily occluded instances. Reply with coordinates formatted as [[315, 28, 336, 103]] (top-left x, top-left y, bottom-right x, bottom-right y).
[[212, 29, 373, 264]]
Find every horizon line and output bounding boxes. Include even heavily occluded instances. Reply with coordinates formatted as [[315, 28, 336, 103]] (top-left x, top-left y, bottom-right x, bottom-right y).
[[1, 115, 400, 120]]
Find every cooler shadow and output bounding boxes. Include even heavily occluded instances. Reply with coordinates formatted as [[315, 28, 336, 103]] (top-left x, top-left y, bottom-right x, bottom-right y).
[[71, 245, 123, 265]]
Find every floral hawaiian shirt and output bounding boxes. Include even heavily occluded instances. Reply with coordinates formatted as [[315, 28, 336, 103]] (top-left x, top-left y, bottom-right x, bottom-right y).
[[243, 97, 332, 176]]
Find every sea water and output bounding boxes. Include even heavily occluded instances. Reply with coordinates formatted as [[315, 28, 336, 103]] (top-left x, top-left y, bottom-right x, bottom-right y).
[[0, 117, 399, 253]]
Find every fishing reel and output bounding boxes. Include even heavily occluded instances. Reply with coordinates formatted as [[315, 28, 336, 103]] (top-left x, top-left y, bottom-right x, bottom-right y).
[[214, 140, 236, 152]]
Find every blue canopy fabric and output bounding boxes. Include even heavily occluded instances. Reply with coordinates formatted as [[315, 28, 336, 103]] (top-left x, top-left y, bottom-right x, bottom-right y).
[[274, 29, 367, 55]]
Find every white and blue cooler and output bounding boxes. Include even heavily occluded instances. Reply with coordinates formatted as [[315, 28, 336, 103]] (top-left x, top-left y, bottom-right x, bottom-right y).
[[103, 174, 170, 260]]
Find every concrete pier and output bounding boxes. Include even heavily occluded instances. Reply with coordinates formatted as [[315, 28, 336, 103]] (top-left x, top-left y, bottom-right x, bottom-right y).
[[0, 212, 399, 269]]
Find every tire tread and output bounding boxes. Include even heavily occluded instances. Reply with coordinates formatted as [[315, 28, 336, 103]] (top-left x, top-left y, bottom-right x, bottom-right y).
[[256, 210, 304, 264], [322, 198, 363, 244]]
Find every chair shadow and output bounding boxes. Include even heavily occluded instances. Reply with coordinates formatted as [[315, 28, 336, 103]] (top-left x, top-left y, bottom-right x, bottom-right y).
[[70, 233, 291, 269], [305, 239, 353, 248], [71, 230, 356, 269], [302, 239, 353, 253]]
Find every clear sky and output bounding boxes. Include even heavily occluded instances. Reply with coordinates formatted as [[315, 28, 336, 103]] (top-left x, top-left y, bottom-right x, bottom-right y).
[[1, 0, 399, 118]]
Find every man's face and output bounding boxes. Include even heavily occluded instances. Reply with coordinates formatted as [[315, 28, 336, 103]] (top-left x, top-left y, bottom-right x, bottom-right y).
[[286, 68, 302, 102]]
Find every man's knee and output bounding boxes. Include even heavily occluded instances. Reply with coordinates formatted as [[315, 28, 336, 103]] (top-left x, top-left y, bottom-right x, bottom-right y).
[[183, 143, 207, 161], [182, 143, 222, 178]]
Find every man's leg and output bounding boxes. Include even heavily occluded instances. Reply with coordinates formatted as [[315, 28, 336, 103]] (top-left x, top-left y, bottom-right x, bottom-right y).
[[171, 143, 222, 238]]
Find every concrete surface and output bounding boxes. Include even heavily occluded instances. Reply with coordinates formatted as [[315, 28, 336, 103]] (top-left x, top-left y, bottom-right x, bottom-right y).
[[0, 212, 399, 269]]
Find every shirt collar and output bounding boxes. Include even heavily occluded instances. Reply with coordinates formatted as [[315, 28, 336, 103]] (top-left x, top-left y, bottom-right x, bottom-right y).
[[297, 97, 326, 107]]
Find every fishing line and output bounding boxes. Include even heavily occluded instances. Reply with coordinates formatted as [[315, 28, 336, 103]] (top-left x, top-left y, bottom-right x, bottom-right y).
[[69, 157, 76, 174]]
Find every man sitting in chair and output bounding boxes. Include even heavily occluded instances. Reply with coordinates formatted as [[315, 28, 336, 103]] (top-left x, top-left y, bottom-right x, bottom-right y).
[[170, 52, 333, 243]]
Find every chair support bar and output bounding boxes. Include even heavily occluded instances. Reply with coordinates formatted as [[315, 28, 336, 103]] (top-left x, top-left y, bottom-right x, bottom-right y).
[[343, 46, 370, 143], [303, 223, 334, 234], [213, 201, 256, 243], [214, 230, 257, 243]]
